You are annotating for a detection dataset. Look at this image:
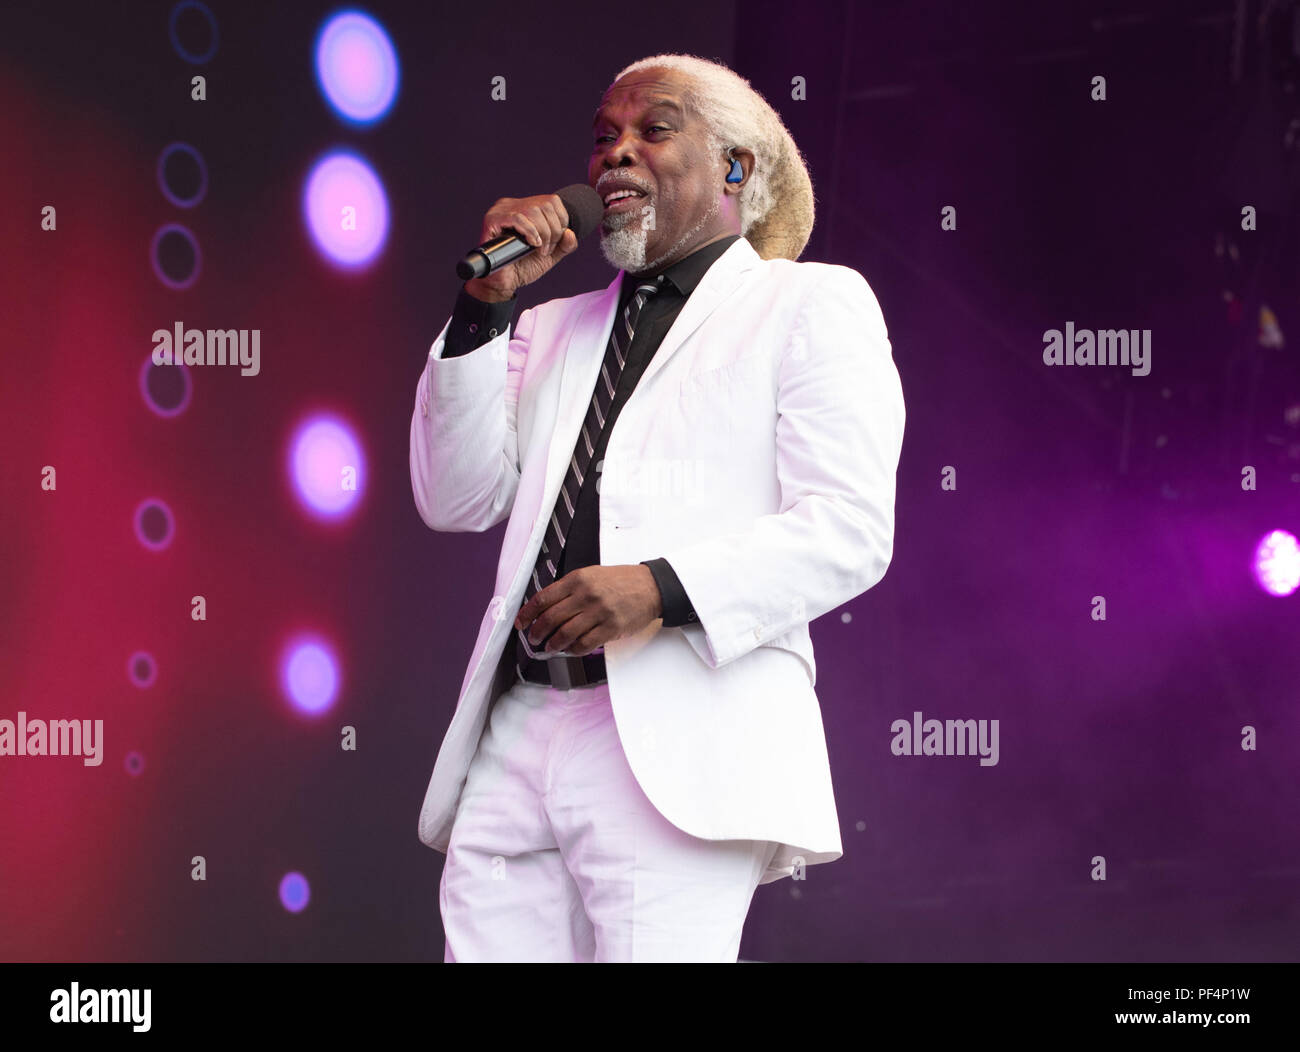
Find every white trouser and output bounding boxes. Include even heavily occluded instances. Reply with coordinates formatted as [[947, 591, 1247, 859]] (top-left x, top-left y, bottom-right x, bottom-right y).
[[439, 675, 778, 962]]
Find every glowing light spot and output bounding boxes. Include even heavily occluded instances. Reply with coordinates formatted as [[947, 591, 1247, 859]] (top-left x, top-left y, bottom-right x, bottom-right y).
[[280, 635, 340, 715], [289, 415, 364, 519], [279, 871, 311, 913], [1253, 529, 1300, 597], [302, 151, 389, 268], [314, 11, 400, 125]]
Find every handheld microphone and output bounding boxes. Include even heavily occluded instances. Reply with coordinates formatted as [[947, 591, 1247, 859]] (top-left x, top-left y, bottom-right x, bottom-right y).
[[456, 184, 605, 281]]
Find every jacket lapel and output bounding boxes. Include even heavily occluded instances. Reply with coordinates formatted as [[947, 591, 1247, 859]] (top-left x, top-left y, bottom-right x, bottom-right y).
[[539, 237, 762, 514], [638, 236, 761, 391]]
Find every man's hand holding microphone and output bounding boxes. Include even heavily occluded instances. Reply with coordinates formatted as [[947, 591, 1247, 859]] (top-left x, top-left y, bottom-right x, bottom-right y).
[[457, 183, 603, 300], [464, 194, 578, 301]]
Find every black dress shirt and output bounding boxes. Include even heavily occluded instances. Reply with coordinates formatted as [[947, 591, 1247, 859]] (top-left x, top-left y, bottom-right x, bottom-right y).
[[438, 233, 743, 627]]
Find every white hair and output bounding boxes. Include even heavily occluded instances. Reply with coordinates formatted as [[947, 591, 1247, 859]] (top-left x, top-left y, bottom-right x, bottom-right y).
[[609, 53, 816, 261]]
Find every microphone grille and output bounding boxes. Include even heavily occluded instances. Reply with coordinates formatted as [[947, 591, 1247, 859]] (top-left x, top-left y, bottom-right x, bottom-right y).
[[555, 183, 605, 241]]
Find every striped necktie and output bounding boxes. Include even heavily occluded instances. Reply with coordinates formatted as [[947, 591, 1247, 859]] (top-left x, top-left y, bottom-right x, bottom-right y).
[[515, 276, 663, 668]]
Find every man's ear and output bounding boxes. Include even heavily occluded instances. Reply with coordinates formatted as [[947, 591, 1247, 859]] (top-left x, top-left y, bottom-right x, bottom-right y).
[[725, 147, 756, 191]]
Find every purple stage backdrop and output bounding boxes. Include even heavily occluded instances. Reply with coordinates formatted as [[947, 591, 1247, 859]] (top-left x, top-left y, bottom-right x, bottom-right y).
[[0, 0, 1297, 962]]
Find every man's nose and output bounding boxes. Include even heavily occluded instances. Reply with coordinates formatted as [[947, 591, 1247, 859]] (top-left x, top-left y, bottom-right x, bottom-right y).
[[599, 133, 641, 167]]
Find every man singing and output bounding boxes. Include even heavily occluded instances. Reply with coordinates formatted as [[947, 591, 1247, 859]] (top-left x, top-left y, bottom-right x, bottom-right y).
[[410, 52, 905, 962]]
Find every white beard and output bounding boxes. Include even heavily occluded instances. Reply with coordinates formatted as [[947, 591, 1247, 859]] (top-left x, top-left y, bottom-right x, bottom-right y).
[[599, 193, 723, 276], [599, 199, 657, 272]]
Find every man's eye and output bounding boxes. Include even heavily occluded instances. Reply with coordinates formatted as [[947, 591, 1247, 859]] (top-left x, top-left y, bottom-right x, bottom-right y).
[[595, 126, 669, 144]]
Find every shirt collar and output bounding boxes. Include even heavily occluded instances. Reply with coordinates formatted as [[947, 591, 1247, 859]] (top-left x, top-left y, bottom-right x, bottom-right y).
[[620, 234, 743, 304]]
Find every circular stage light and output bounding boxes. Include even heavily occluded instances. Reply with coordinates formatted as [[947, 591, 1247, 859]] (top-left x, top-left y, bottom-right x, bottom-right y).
[[314, 10, 400, 125], [1253, 529, 1300, 597], [302, 150, 390, 269], [168, 0, 219, 64], [288, 414, 365, 520], [279, 871, 311, 913], [133, 498, 175, 551], [157, 142, 208, 208], [139, 354, 192, 418], [280, 636, 341, 716], [127, 651, 158, 688], [150, 223, 201, 290]]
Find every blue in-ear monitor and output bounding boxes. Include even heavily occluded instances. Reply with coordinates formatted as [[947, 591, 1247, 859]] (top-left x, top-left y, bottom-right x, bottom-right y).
[[726, 157, 743, 183]]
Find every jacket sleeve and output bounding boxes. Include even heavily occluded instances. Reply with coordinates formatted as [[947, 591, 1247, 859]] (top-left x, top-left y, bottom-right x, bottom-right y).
[[409, 303, 535, 532], [658, 266, 905, 668]]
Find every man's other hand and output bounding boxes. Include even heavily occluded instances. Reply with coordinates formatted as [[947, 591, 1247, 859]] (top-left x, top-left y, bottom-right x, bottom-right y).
[[514, 564, 663, 657]]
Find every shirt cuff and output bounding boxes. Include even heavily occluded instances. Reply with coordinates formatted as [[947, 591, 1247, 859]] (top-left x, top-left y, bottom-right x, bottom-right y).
[[441, 284, 518, 358], [640, 558, 698, 628]]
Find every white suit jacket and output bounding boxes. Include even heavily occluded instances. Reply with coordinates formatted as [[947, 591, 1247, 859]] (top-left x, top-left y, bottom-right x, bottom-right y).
[[410, 234, 904, 884]]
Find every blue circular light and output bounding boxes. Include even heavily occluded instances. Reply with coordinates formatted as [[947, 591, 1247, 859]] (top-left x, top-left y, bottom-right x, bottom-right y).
[[168, 1, 219, 65]]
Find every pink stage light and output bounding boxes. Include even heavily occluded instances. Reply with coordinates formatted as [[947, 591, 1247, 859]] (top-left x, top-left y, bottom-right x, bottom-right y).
[[314, 10, 400, 126], [302, 150, 389, 269], [279, 635, 340, 716], [1252, 529, 1300, 597], [288, 415, 365, 520]]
